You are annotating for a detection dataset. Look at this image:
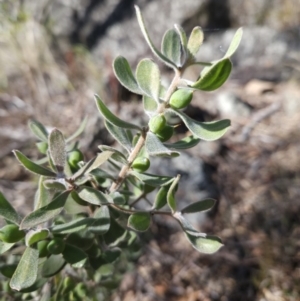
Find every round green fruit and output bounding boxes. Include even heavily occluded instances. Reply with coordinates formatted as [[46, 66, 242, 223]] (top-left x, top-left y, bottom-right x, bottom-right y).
[[0, 224, 25, 243], [68, 149, 84, 169], [156, 125, 174, 142], [47, 237, 65, 255], [169, 89, 193, 109], [149, 114, 166, 134], [132, 157, 150, 173]]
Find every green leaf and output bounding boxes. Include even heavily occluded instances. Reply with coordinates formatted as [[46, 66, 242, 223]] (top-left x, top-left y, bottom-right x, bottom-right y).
[[161, 29, 182, 67], [62, 244, 88, 268], [103, 218, 126, 246], [10, 247, 39, 291], [192, 58, 232, 91], [0, 191, 20, 224], [34, 176, 51, 210], [175, 24, 188, 53], [95, 94, 141, 130], [163, 135, 200, 150], [134, 6, 177, 69], [113, 56, 143, 94], [43, 179, 66, 190], [136, 59, 161, 101], [128, 212, 151, 232], [224, 27, 243, 58], [145, 132, 180, 157], [78, 187, 112, 205], [98, 145, 128, 164], [25, 229, 49, 246], [48, 129, 66, 173], [185, 233, 223, 254], [130, 171, 173, 187], [181, 198, 216, 214], [13, 150, 56, 177], [89, 206, 110, 234], [102, 248, 121, 263], [187, 26, 204, 58], [143, 95, 158, 117], [167, 175, 179, 213], [0, 241, 15, 254], [170, 109, 230, 141], [152, 186, 169, 210], [28, 120, 48, 142], [41, 254, 66, 277], [110, 192, 126, 205], [20, 191, 70, 229], [66, 117, 87, 142], [105, 121, 132, 153], [51, 217, 94, 234]]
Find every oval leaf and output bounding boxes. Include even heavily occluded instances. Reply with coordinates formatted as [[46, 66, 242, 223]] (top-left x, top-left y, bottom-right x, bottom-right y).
[[167, 175, 180, 213], [192, 58, 232, 91], [187, 26, 204, 58], [25, 229, 49, 246], [185, 233, 223, 254], [66, 117, 87, 142], [152, 186, 169, 210], [0, 241, 15, 255], [224, 27, 243, 58], [113, 56, 142, 94], [181, 198, 216, 214], [0, 191, 20, 224], [161, 29, 182, 67], [136, 59, 161, 101], [134, 6, 176, 69], [170, 109, 230, 141], [20, 190, 70, 229], [95, 94, 141, 130], [10, 247, 39, 291], [62, 244, 88, 268], [28, 120, 48, 142], [163, 135, 200, 150], [89, 206, 110, 234], [145, 132, 180, 157], [143, 95, 158, 117], [128, 212, 151, 232], [78, 187, 112, 205], [130, 171, 173, 187], [98, 145, 128, 164], [48, 129, 66, 173], [13, 150, 56, 177], [52, 217, 94, 234], [42, 254, 66, 278], [34, 176, 51, 210]]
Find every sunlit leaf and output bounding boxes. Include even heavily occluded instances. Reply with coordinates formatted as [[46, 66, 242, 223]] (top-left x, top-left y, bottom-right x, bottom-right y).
[[0, 191, 20, 224], [167, 175, 180, 213], [136, 59, 161, 101], [13, 150, 56, 177], [181, 198, 216, 214], [145, 132, 180, 157], [163, 135, 200, 150], [10, 247, 39, 291], [170, 109, 230, 141], [34, 176, 51, 210], [25, 229, 49, 246], [113, 56, 143, 94], [187, 26, 204, 59], [98, 145, 128, 164], [0, 241, 15, 255], [129, 171, 173, 187], [143, 95, 158, 117], [78, 187, 112, 205], [128, 212, 151, 232], [89, 206, 110, 234], [224, 27, 243, 58], [51, 217, 94, 234], [28, 119, 48, 142], [48, 129, 66, 174], [95, 94, 141, 130], [41, 254, 66, 278], [161, 29, 182, 67], [152, 186, 169, 210], [20, 191, 70, 229], [175, 24, 188, 55]]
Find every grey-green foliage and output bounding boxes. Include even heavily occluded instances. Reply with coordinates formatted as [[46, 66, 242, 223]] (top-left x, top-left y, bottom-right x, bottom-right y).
[[0, 6, 242, 299]]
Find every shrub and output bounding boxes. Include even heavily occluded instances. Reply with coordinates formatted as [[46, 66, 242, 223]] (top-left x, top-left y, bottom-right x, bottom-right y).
[[0, 6, 242, 300]]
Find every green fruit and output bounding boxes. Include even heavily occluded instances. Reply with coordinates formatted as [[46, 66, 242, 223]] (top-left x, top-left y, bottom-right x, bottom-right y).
[[169, 89, 193, 109], [149, 114, 166, 133], [156, 125, 174, 142], [0, 224, 25, 243], [132, 157, 150, 173], [68, 149, 84, 169], [62, 276, 76, 295], [36, 141, 48, 154], [192, 58, 232, 91], [37, 240, 49, 258], [47, 237, 65, 255]]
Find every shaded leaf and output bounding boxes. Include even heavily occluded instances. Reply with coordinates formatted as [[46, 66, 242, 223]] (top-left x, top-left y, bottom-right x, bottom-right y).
[[113, 56, 142, 94], [48, 129, 66, 173], [170, 109, 230, 141], [89, 206, 110, 234], [95, 94, 141, 130], [78, 187, 112, 205], [163, 135, 200, 150], [145, 132, 180, 157], [161, 29, 182, 67], [224, 27, 243, 58], [105, 121, 132, 152], [62, 244, 88, 268], [192, 58, 232, 91], [175, 24, 188, 54], [10, 247, 39, 291], [187, 26, 204, 58], [130, 171, 173, 187], [34, 176, 51, 210], [136, 59, 161, 101], [41, 254, 66, 278], [128, 212, 151, 232], [103, 217, 126, 246], [167, 175, 180, 213], [181, 198, 216, 214], [20, 191, 70, 229], [98, 145, 128, 164], [25, 229, 49, 246], [0, 191, 20, 224], [102, 248, 121, 263], [43, 179, 66, 190], [153, 186, 169, 210], [66, 117, 87, 142], [28, 119, 48, 142], [134, 5, 176, 69], [52, 217, 94, 234], [13, 150, 56, 177], [110, 192, 126, 205]]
